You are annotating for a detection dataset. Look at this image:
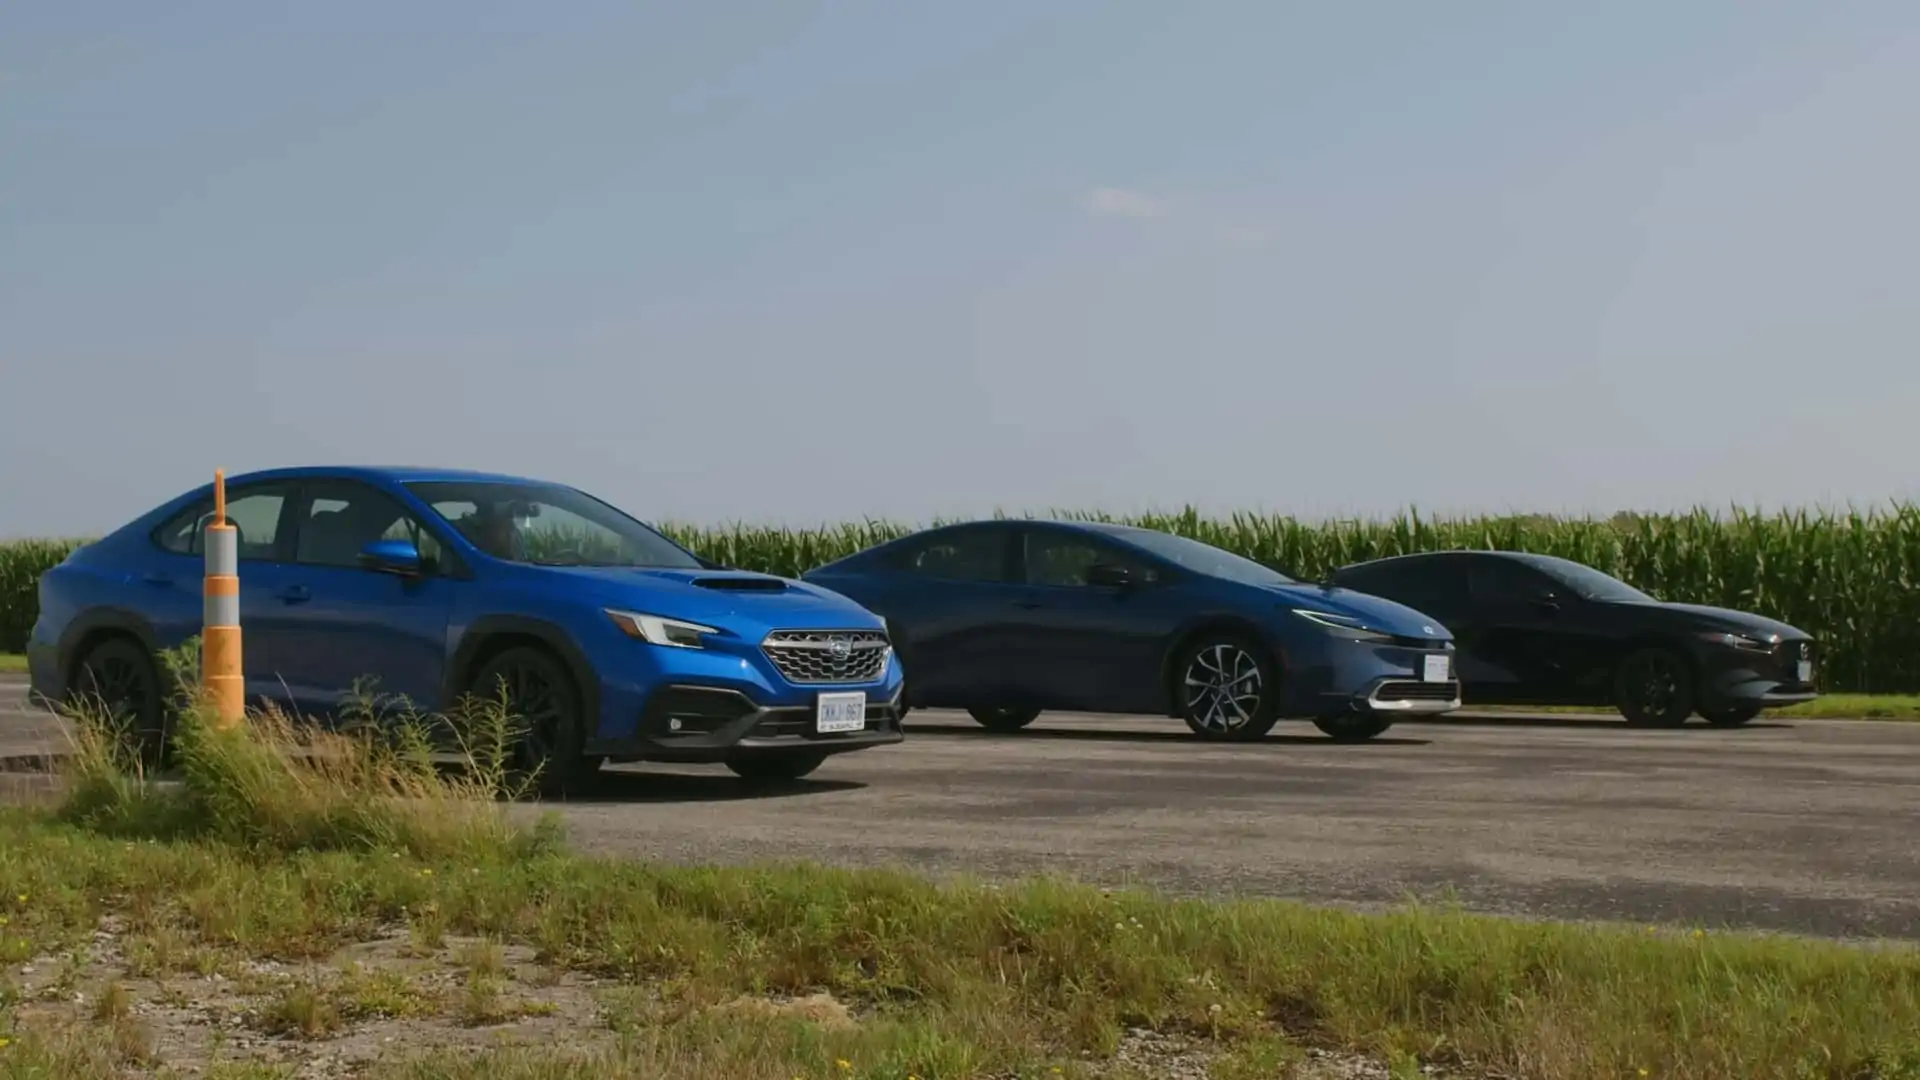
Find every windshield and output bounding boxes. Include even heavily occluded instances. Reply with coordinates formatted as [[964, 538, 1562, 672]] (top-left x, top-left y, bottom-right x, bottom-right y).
[[1110, 528, 1297, 586], [1523, 554, 1655, 603], [406, 481, 703, 569]]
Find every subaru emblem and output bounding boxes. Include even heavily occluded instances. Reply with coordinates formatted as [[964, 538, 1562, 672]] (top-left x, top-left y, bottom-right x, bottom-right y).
[[1422, 625, 1436, 636], [827, 635, 853, 660]]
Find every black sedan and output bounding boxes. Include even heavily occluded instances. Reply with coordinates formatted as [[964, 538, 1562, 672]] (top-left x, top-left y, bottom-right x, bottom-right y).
[[1326, 550, 1818, 726]]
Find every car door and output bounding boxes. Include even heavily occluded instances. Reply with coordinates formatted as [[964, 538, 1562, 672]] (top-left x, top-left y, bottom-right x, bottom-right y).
[[1336, 554, 1495, 687], [1006, 527, 1174, 713], [258, 479, 459, 718], [1464, 556, 1590, 704], [856, 525, 1026, 709], [146, 481, 306, 711]]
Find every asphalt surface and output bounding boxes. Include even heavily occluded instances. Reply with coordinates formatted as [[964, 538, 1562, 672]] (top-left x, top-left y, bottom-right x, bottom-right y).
[[6, 675, 1919, 940]]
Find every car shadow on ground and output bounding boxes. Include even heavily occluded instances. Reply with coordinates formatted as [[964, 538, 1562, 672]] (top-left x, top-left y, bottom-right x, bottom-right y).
[[899, 721, 1431, 748], [548, 767, 867, 805], [1397, 713, 1794, 732]]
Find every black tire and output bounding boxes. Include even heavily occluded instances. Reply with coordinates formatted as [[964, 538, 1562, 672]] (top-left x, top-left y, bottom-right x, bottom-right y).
[[468, 645, 599, 797], [968, 706, 1040, 732], [1699, 703, 1761, 728], [1313, 713, 1394, 742], [726, 752, 827, 785], [1174, 633, 1281, 742], [70, 636, 170, 771], [1615, 647, 1695, 728]]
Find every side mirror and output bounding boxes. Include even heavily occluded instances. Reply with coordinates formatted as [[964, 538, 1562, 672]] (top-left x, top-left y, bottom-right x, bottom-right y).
[[1529, 589, 1561, 612], [358, 538, 424, 577], [1086, 563, 1134, 589]]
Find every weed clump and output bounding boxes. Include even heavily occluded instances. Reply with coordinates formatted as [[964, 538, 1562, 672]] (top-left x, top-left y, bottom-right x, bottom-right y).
[[55, 643, 559, 863]]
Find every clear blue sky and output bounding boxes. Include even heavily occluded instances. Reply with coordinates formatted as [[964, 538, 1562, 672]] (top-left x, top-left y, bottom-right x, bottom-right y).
[[4, 2, 1917, 537]]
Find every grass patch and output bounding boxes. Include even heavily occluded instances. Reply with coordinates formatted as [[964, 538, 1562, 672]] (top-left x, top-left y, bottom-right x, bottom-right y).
[[0, 652, 24, 674], [6, 661, 1919, 1078]]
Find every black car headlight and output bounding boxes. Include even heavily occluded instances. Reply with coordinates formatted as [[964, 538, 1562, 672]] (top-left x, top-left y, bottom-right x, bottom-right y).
[[1292, 608, 1395, 644], [1696, 630, 1777, 653]]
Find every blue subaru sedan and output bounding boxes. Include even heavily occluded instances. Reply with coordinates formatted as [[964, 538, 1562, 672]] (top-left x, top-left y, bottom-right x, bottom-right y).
[[28, 466, 904, 790], [802, 520, 1458, 742]]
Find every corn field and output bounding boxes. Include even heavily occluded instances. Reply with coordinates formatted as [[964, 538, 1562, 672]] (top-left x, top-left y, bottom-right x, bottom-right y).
[[7, 505, 1920, 692]]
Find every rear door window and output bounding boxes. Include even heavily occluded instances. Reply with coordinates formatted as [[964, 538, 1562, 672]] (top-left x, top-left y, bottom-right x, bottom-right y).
[[1345, 558, 1470, 616], [152, 484, 294, 561], [890, 527, 1015, 583]]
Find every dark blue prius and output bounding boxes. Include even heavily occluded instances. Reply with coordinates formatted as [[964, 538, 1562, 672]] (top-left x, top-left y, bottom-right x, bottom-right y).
[[802, 520, 1461, 742]]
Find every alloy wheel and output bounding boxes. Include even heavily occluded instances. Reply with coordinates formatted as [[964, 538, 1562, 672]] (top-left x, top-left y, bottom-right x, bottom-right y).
[[74, 639, 168, 769], [1616, 648, 1694, 727], [492, 658, 564, 769], [1183, 643, 1265, 734]]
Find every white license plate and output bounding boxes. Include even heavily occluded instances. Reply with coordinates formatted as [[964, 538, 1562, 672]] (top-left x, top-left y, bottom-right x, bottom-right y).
[[1421, 654, 1451, 683], [816, 691, 867, 733], [1797, 659, 1813, 683]]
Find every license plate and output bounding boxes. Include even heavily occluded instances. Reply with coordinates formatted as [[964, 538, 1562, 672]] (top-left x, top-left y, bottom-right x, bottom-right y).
[[1797, 659, 1813, 683], [1421, 654, 1451, 683], [816, 691, 867, 733]]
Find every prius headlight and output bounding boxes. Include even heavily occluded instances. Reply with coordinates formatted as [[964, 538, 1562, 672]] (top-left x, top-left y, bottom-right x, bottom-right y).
[[605, 610, 719, 649], [1291, 608, 1394, 643]]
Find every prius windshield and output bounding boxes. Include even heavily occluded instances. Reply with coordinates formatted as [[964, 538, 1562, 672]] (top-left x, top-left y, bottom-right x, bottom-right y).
[[407, 481, 702, 569], [1111, 528, 1296, 586]]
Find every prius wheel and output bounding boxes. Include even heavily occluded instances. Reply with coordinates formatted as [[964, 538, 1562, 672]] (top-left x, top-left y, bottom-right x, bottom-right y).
[[1314, 713, 1394, 742], [1699, 703, 1761, 727], [968, 706, 1040, 732], [727, 752, 827, 786], [71, 636, 170, 771], [1615, 647, 1695, 728], [1177, 635, 1280, 742], [470, 645, 599, 797]]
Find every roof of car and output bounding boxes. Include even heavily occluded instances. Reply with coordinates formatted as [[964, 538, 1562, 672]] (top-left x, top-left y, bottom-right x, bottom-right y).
[[221, 465, 564, 487]]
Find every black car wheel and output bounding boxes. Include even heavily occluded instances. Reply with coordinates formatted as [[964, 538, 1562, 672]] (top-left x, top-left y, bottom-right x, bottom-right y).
[[469, 645, 599, 796], [71, 636, 170, 770], [727, 751, 827, 785], [968, 706, 1040, 732], [1699, 703, 1761, 727], [1176, 634, 1280, 742], [1615, 647, 1695, 727], [1313, 713, 1394, 742]]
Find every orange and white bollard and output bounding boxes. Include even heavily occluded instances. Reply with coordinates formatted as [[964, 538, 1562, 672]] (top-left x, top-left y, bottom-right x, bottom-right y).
[[201, 468, 245, 727]]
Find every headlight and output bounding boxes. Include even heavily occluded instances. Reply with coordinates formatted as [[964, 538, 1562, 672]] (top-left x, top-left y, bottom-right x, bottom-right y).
[[1292, 608, 1394, 643], [1697, 631, 1777, 653], [605, 610, 719, 649]]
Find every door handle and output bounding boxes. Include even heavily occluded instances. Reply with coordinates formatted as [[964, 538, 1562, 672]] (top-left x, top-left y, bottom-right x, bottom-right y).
[[141, 573, 173, 588], [278, 585, 312, 605], [1011, 599, 1042, 610]]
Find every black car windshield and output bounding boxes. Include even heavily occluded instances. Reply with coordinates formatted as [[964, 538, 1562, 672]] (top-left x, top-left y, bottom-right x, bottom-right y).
[[406, 481, 702, 569], [1521, 554, 1656, 603], [1110, 528, 1297, 586]]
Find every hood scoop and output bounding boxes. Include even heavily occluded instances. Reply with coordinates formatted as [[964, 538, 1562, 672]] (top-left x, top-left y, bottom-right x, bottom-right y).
[[691, 576, 790, 592]]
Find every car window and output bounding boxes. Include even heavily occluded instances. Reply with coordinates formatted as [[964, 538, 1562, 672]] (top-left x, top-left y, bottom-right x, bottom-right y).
[[1468, 558, 1552, 605], [1345, 558, 1470, 615], [892, 527, 1012, 582], [1023, 531, 1158, 588], [153, 485, 291, 561], [295, 482, 446, 569], [406, 480, 702, 568]]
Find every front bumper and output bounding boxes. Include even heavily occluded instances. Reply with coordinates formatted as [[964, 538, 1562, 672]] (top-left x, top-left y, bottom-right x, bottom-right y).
[[1357, 676, 1462, 714], [1698, 640, 1819, 708], [585, 682, 907, 762], [1279, 636, 1462, 718]]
